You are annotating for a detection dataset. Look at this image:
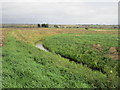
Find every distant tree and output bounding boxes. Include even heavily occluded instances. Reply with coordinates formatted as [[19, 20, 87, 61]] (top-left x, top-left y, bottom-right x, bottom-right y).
[[45, 24, 49, 28], [85, 28, 88, 30], [41, 24, 49, 28], [114, 27, 118, 29], [38, 24, 41, 28], [54, 25, 59, 28], [41, 24, 45, 27]]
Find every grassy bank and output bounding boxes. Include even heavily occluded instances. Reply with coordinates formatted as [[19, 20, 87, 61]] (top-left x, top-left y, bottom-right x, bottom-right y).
[[2, 32, 112, 88], [43, 33, 119, 88], [1, 28, 119, 88]]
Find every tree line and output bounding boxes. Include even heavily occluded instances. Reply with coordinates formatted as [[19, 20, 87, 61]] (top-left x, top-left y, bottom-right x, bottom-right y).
[[38, 24, 49, 28]]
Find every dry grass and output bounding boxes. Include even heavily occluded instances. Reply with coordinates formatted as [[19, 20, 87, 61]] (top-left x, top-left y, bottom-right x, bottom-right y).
[[1, 28, 118, 45], [0, 28, 9, 47]]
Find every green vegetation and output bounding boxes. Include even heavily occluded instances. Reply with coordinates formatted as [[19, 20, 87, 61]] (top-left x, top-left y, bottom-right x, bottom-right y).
[[41, 24, 49, 28], [1, 27, 119, 88], [2, 32, 112, 88], [43, 33, 119, 88], [2, 24, 118, 30]]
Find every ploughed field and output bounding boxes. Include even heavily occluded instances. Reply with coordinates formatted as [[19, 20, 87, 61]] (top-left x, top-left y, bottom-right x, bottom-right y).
[[1, 28, 119, 88]]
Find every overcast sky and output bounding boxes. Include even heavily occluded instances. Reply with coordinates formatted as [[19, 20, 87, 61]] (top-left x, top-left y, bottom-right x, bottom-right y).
[[0, 0, 119, 25]]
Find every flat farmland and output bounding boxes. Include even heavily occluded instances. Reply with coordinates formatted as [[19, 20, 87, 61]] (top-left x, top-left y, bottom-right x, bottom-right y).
[[1, 27, 119, 88]]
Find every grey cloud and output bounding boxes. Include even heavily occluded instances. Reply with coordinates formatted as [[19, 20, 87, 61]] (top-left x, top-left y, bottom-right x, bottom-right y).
[[1, 2, 118, 24], [0, 0, 119, 2]]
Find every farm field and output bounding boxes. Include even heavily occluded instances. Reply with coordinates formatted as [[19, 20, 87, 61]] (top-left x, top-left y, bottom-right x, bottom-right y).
[[1, 27, 119, 88]]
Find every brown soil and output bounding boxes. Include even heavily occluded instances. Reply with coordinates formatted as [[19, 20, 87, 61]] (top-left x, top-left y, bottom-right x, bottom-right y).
[[108, 47, 119, 60], [93, 44, 101, 50], [93, 44, 119, 60]]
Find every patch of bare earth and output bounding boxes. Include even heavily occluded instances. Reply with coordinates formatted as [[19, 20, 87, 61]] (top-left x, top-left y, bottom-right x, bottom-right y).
[[93, 44, 119, 60], [93, 44, 102, 50], [108, 47, 119, 60]]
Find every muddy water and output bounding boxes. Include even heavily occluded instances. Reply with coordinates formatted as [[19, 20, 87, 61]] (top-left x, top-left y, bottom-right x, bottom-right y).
[[36, 43, 48, 52]]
